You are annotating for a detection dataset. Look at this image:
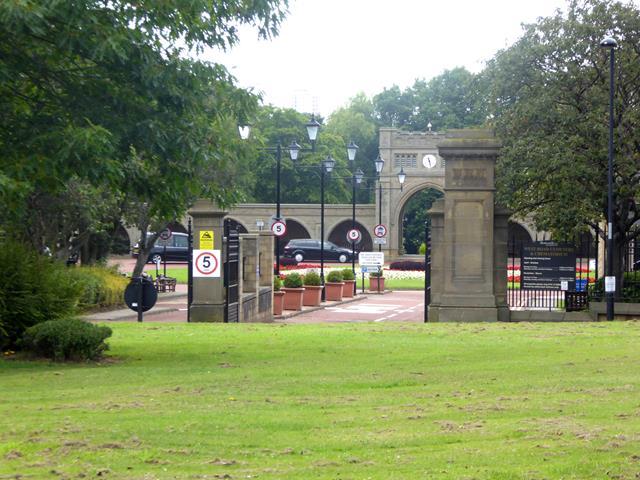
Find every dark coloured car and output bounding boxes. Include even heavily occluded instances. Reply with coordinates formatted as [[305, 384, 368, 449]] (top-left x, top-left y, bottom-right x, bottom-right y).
[[283, 239, 354, 263], [133, 232, 189, 263]]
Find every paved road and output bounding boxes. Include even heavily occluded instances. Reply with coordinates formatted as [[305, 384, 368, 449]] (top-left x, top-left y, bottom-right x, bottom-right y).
[[89, 288, 425, 324], [281, 291, 425, 324]]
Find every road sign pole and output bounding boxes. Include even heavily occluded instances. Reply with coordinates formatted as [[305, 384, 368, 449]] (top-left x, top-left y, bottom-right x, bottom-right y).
[[187, 218, 192, 323], [137, 276, 143, 323], [163, 243, 167, 277]]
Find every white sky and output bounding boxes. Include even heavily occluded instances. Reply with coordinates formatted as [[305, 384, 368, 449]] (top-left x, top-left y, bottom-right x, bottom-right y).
[[201, 0, 575, 117]]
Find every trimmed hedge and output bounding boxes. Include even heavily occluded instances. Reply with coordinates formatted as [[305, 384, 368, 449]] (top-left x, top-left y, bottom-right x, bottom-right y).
[[389, 260, 425, 271], [341, 268, 355, 281], [283, 272, 303, 288], [326, 270, 343, 283], [303, 271, 321, 286], [21, 318, 112, 361]]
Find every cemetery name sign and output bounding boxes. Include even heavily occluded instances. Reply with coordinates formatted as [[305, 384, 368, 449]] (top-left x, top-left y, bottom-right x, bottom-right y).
[[521, 242, 576, 290]]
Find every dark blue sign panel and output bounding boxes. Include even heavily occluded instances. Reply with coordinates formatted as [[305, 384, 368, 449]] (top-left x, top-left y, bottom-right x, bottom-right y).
[[521, 242, 576, 290]]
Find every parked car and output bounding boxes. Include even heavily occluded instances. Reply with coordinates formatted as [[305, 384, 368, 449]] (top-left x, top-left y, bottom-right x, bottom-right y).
[[283, 239, 354, 263], [132, 232, 189, 263]]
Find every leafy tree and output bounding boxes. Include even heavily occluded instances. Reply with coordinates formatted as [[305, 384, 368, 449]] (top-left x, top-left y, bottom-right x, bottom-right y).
[[409, 68, 488, 131], [402, 189, 444, 254], [325, 93, 379, 203], [0, 0, 288, 276], [373, 85, 415, 127], [485, 0, 640, 286]]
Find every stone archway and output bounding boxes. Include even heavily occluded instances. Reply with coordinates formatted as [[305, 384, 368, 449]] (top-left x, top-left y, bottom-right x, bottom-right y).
[[278, 218, 311, 254], [224, 217, 249, 234], [397, 187, 444, 255], [328, 219, 374, 252]]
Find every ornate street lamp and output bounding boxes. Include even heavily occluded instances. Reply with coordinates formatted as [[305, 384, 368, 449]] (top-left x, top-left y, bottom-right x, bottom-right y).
[[238, 116, 318, 275]]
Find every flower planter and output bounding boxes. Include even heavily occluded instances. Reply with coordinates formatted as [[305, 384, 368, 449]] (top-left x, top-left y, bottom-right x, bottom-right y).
[[282, 287, 305, 311], [303, 285, 323, 306], [273, 291, 285, 315], [369, 277, 385, 292], [325, 282, 345, 301], [342, 279, 356, 298]]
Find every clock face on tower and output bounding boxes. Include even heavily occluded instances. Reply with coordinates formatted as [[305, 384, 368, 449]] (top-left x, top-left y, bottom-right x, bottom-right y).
[[423, 154, 437, 169]]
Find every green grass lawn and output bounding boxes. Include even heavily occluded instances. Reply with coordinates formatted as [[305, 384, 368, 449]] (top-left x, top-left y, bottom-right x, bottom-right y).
[[2, 322, 640, 479], [159, 267, 426, 290]]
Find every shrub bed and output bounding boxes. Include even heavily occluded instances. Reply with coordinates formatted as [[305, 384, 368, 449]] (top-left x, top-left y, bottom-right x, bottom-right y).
[[389, 260, 425, 271], [0, 241, 82, 349], [21, 318, 112, 361], [67, 266, 129, 310]]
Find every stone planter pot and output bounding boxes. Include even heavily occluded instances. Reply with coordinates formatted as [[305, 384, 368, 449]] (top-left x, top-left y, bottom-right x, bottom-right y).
[[273, 291, 285, 315], [342, 279, 356, 298], [302, 285, 323, 306], [369, 277, 385, 292], [325, 282, 345, 301], [282, 287, 305, 311]]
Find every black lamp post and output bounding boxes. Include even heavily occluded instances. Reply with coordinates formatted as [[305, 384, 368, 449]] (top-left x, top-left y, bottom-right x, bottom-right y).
[[351, 167, 364, 293], [374, 154, 385, 252], [320, 155, 336, 300], [601, 36, 617, 321], [347, 141, 361, 290], [239, 116, 319, 276]]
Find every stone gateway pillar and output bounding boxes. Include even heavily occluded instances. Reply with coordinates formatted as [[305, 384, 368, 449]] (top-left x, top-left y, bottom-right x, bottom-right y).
[[428, 130, 510, 322], [188, 200, 228, 322]]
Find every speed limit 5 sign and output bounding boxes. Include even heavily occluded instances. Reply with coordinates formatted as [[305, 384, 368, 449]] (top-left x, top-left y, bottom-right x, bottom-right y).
[[192, 250, 221, 278]]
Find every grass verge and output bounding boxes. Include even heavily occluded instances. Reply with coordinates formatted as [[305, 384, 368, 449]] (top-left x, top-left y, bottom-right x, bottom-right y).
[[2, 322, 640, 479], [157, 267, 425, 290]]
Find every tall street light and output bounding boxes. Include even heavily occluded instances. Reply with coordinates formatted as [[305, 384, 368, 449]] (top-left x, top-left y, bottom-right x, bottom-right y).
[[601, 36, 617, 321], [239, 115, 319, 276], [320, 155, 336, 300], [347, 140, 363, 293]]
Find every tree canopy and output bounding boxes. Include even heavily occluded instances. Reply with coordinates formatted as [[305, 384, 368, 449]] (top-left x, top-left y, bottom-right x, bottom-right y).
[[0, 0, 288, 272], [485, 0, 640, 277]]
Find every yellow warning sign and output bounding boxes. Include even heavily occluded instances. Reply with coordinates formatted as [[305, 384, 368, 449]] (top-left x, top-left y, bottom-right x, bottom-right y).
[[199, 230, 214, 249]]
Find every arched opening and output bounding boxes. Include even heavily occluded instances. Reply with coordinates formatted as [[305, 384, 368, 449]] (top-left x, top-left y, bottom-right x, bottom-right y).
[[507, 221, 533, 256], [224, 218, 248, 234], [399, 188, 444, 254], [167, 220, 188, 234], [278, 218, 311, 254], [328, 220, 374, 253]]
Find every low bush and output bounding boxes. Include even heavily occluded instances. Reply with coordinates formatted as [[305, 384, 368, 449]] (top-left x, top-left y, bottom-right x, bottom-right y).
[[283, 272, 303, 288], [389, 260, 425, 271], [341, 269, 355, 281], [326, 270, 343, 283], [273, 275, 282, 291], [369, 269, 384, 277], [67, 266, 129, 310], [303, 271, 321, 286], [21, 318, 112, 361], [418, 243, 426, 255], [0, 241, 82, 349]]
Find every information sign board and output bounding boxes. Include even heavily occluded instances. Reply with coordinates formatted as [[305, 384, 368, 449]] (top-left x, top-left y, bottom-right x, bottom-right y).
[[521, 242, 576, 290], [358, 251, 384, 267], [373, 237, 387, 245]]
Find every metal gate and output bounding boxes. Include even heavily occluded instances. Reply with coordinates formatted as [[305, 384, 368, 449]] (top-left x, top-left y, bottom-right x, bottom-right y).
[[507, 234, 597, 312], [224, 219, 240, 323]]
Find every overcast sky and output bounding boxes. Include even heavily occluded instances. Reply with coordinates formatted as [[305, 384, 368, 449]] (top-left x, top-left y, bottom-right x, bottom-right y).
[[201, 0, 586, 117]]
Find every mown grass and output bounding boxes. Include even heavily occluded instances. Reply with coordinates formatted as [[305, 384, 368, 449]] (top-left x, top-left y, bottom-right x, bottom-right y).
[[2, 321, 640, 479], [158, 267, 426, 290]]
